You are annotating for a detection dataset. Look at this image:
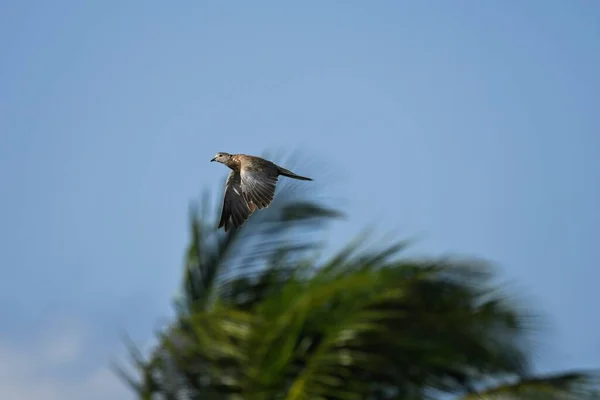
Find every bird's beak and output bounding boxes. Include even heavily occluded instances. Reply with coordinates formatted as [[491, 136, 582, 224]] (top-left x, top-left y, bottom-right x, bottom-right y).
[[210, 157, 216, 162]]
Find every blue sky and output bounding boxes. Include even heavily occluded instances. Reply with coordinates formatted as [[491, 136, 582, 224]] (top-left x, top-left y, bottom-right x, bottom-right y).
[[1, 1, 599, 398]]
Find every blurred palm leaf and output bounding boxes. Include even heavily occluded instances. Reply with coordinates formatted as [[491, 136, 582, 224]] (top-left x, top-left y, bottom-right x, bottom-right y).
[[460, 371, 599, 399]]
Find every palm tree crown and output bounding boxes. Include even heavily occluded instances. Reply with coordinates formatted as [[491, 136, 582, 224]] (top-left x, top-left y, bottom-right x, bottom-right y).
[[117, 155, 598, 400]]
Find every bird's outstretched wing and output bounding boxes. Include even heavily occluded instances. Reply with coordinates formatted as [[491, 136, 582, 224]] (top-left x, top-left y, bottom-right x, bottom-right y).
[[240, 169, 279, 209], [218, 171, 255, 232]]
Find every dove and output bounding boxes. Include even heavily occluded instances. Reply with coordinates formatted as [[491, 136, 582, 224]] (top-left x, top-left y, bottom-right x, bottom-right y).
[[210, 152, 313, 232]]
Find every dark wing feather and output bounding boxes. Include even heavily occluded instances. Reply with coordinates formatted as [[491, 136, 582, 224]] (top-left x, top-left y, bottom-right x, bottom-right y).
[[218, 171, 254, 232], [240, 169, 279, 209]]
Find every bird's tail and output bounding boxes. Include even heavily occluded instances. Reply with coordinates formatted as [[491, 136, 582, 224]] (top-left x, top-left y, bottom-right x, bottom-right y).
[[277, 166, 313, 181]]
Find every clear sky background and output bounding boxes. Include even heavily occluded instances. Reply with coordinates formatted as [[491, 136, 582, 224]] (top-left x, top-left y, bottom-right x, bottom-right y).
[[1, 1, 599, 399]]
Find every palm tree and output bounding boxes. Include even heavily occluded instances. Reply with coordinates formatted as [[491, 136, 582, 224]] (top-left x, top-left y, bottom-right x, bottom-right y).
[[116, 154, 598, 399]]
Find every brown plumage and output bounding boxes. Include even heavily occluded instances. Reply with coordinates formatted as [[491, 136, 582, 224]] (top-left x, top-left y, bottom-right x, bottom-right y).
[[210, 152, 313, 232]]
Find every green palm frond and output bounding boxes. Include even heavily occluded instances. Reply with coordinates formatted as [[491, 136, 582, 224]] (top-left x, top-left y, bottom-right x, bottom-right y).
[[460, 370, 600, 399]]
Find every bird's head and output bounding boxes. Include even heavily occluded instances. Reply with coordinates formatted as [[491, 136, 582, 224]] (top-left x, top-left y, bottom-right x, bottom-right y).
[[210, 152, 232, 164]]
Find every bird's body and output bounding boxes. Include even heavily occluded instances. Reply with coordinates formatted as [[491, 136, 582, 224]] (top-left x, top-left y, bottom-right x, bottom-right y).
[[210, 152, 313, 231]]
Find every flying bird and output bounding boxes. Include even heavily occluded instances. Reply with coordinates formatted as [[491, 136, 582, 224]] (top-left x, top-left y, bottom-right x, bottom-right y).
[[211, 152, 313, 232]]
